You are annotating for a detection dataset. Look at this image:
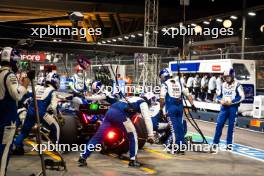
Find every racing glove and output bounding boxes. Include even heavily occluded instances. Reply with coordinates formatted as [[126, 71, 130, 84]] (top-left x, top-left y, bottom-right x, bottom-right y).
[[147, 136, 155, 144]]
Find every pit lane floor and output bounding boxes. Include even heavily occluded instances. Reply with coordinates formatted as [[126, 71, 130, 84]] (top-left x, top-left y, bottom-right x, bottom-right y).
[[7, 120, 264, 176]]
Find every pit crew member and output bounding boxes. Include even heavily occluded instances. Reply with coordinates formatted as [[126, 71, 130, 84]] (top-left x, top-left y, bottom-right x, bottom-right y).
[[213, 68, 245, 150], [78, 93, 155, 167], [159, 68, 194, 154], [13, 72, 61, 154], [0, 47, 27, 176]]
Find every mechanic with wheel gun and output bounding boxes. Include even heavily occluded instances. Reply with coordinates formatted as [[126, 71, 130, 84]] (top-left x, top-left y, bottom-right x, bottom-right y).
[[159, 68, 195, 154], [13, 72, 61, 155], [213, 68, 245, 150], [0, 47, 28, 176], [78, 92, 156, 167]]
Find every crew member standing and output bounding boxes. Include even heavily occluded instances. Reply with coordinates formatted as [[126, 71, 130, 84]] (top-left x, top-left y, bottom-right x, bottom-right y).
[[186, 74, 194, 95], [0, 47, 27, 176], [207, 74, 217, 102], [213, 68, 245, 150], [193, 74, 201, 100], [159, 69, 194, 154], [200, 74, 208, 101]]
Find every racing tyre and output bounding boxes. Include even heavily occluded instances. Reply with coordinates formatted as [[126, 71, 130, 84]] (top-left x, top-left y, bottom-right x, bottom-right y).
[[133, 114, 148, 149], [59, 115, 78, 145]]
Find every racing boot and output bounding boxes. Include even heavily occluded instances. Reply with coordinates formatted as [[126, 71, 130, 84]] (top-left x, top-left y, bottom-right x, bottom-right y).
[[226, 145, 233, 151], [12, 146, 25, 155], [210, 144, 218, 154], [128, 159, 141, 167], [78, 156, 87, 167]]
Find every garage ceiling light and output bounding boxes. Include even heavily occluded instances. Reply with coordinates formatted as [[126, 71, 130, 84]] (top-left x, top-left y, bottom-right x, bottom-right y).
[[194, 25, 203, 33], [191, 23, 196, 27], [154, 30, 158, 34], [102, 41, 106, 44], [107, 40, 111, 43], [124, 36, 129, 39], [131, 34, 136, 38], [138, 33, 143, 36], [248, 12, 256, 16], [260, 24, 264, 32], [203, 21, 210, 25], [223, 19, 232, 28], [112, 39, 117, 42], [118, 37, 123, 41], [216, 18, 223, 22], [230, 15, 238, 20]]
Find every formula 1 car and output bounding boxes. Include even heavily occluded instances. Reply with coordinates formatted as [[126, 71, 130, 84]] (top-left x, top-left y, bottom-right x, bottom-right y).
[[59, 99, 148, 155]]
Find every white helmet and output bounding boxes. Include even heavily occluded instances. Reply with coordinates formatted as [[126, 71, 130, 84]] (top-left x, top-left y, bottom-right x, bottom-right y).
[[141, 92, 156, 105], [46, 72, 60, 89], [37, 77, 45, 86], [223, 68, 235, 83], [223, 68, 235, 77], [0, 47, 20, 72]]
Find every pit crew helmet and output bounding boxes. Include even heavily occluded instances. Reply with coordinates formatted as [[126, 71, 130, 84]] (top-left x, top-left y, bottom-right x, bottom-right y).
[[75, 65, 84, 77], [91, 81, 103, 93], [37, 76, 46, 86], [141, 92, 156, 106], [223, 68, 235, 84], [0, 47, 20, 73], [46, 72, 60, 89], [159, 68, 171, 82]]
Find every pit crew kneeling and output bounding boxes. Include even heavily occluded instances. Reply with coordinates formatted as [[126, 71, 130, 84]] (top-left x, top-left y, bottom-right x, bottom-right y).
[[159, 68, 195, 154], [213, 68, 245, 150], [78, 93, 155, 167], [13, 72, 61, 154]]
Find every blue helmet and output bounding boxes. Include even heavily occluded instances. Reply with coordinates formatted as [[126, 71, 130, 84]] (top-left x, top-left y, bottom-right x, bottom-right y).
[[37, 76, 45, 86], [91, 81, 103, 93], [159, 68, 171, 81], [46, 72, 60, 89]]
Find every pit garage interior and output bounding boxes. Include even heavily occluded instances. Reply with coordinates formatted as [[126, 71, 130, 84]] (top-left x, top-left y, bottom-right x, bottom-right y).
[[0, 0, 264, 176]]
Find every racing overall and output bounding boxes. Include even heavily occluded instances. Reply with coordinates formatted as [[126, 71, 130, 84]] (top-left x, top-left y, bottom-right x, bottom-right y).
[[149, 102, 168, 132], [0, 67, 26, 176], [213, 81, 245, 145], [17, 92, 33, 127], [69, 74, 88, 110], [69, 74, 87, 94], [81, 97, 153, 160], [160, 78, 189, 148], [14, 85, 60, 147]]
